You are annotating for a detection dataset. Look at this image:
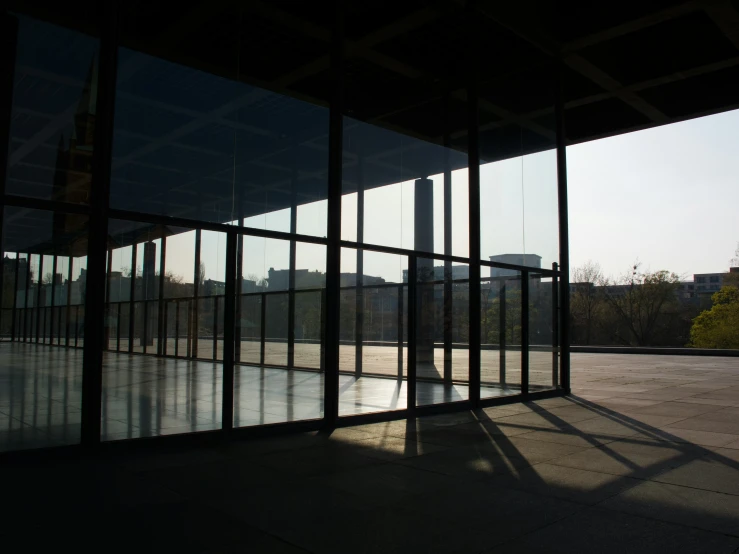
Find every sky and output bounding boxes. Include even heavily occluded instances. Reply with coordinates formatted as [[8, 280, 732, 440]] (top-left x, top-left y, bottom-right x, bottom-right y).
[[568, 108, 739, 280], [105, 108, 739, 286]]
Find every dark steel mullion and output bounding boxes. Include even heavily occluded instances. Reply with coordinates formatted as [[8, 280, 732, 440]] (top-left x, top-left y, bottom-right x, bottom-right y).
[[0, 16, 18, 324], [81, 0, 120, 446], [221, 231, 237, 432], [192, 229, 201, 358], [128, 244, 136, 353], [287, 150, 298, 369], [522, 270, 530, 395], [467, 7, 481, 407], [104, 248, 112, 350], [157, 235, 166, 356], [66, 254, 73, 346], [235, 232, 243, 363], [407, 256, 417, 414], [443, 92, 453, 384], [555, 62, 571, 393], [355, 155, 364, 378], [323, 0, 343, 427]]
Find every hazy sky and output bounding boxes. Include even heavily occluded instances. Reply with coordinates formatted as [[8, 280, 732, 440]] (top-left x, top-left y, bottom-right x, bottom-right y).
[[107, 108, 739, 285], [568, 108, 739, 280]]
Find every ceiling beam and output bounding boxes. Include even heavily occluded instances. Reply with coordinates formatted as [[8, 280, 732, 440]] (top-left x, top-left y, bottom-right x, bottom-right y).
[[703, 0, 739, 50], [562, 2, 702, 53]]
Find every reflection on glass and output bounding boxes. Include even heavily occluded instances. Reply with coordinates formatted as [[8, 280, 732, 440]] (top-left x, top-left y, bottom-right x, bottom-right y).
[[1, 207, 88, 451], [481, 268, 523, 398], [110, 36, 328, 231], [101, 221, 226, 441], [6, 16, 99, 203]]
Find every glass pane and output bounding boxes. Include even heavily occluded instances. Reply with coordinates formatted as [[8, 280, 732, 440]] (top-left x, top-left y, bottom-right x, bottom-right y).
[[481, 268, 523, 398], [235, 236, 324, 427], [529, 272, 559, 391], [415, 258, 470, 406], [1, 207, 88, 451], [339, 248, 408, 416], [111, 4, 329, 234], [479, 67, 557, 269]]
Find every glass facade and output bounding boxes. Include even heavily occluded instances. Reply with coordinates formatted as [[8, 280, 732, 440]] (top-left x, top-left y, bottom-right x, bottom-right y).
[[0, 3, 566, 452]]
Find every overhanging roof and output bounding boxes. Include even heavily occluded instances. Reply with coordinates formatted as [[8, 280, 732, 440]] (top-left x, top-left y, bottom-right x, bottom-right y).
[[6, 0, 739, 253]]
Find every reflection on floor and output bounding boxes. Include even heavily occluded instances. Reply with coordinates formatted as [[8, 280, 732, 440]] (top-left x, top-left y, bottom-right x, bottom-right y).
[[0, 343, 513, 451]]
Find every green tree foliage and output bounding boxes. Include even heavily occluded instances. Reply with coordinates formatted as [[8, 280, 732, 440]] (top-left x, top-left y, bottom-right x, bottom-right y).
[[690, 287, 739, 348]]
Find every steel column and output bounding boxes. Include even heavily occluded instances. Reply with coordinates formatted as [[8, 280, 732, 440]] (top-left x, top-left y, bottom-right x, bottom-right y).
[[323, 0, 344, 426], [221, 231, 237, 432], [192, 228, 201, 358], [555, 62, 571, 393], [81, 0, 120, 446]]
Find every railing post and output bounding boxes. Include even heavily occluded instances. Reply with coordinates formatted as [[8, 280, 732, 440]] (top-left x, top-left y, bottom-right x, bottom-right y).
[[522, 271, 530, 395], [175, 299, 180, 358], [157, 235, 166, 356], [163, 301, 169, 356], [35, 254, 44, 343], [128, 244, 136, 353], [213, 295, 219, 360], [407, 255, 417, 414], [260, 293, 266, 366], [397, 284, 403, 379], [552, 262, 559, 388], [49, 255, 58, 344], [499, 279, 506, 387], [66, 254, 73, 346]]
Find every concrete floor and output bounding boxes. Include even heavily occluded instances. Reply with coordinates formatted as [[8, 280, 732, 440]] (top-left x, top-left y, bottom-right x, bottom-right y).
[[2, 346, 739, 552]]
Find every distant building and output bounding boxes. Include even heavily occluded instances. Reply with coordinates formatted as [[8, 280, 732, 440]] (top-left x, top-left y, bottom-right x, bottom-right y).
[[489, 254, 542, 279], [267, 268, 385, 290], [402, 265, 469, 283]]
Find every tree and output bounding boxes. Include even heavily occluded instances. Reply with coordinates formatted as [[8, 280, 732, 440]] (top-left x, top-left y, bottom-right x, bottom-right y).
[[601, 263, 683, 346], [725, 243, 739, 289], [570, 261, 604, 345], [690, 286, 739, 348]]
